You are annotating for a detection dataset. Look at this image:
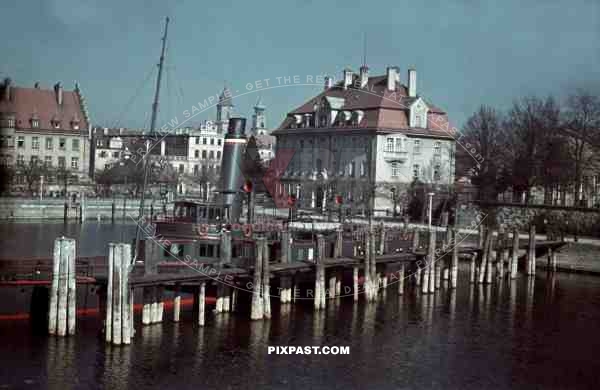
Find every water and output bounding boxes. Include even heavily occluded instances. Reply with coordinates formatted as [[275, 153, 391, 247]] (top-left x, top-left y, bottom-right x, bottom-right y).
[[1, 222, 600, 389], [0, 221, 137, 258]]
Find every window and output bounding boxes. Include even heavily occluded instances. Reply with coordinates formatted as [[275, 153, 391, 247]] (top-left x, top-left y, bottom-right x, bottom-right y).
[[178, 164, 184, 174], [350, 161, 356, 177], [209, 151, 214, 159], [7, 118, 15, 128], [434, 141, 441, 155], [112, 151, 119, 158], [391, 162, 400, 178], [59, 138, 66, 150], [32, 137, 39, 150], [46, 138, 53, 150], [100, 151, 107, 158], [194, 165, 199, 175], [386, 138, 394, 152], [412, 164, 420, 180], [414, 114, 423, 128], [17, 136, 24, 148], [210, 138, 214, 145], [52, 120, 61, 129], [413, 140, 421, 154], [395, 138, 403, 152], [434, 164, 441, 181], [217, 151, 221, 159], [17, 155, 24, 166], [44, 156, 52, 167], [31, 155, 39, 165], [31, 119, 39, 128], [1, 135, 13, 148], [360, 161, 366, 176], [72, 139, 80, 151], [202, 150, 207, 159], [194, 150, 199, 159], [203, 138, 207, 145], [217, 139, 222, 146], [58, 157, 66, 169], [71, 157, 79, 170], [316, 158, 322, 173], [195, 137, 199, 145]]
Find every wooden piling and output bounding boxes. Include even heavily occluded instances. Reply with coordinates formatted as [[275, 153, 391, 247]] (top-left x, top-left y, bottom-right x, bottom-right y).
[[281, 231, 291, 264], [485, 233, 495, 284], [527, 224, 536, 276], [412, 229, 420, 252], [451, 228, 459, 289], [316, 234, 327, 308], [379, 223, 386, 255], [142, 287, 151, 325], [198, 282, 206, 326], [251, 238, 264, 320], [334, 228, 343, 258], [105, 243, 132, 345], [398, 264, 405, 295], [510, 228, 519, 279], [469, 252, 476, 283], [215, 284, 224, 313], [353, 266, 359, 301], [328, 274, 336, 299], [427, 228, 436, 294], [223, 286, 231, 313], [173, 284, 181, 322], [220, 231, 232, 267], [479, 231, 492, 284], [335, 272, 341, 296], [49, 237, 76, 336], [263, 239, 271, 319]]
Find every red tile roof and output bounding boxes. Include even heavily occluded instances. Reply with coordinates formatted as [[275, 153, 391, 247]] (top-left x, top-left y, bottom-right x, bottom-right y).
[[273, 73, 452, 139], [0, 82, 89, 134]]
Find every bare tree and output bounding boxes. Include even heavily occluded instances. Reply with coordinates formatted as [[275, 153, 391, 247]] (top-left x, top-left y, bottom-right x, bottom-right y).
[[561, 90, 600, 205], [20, 161, 49, 196], [505, 96, 561, 204], [462, 105, 508, 202]]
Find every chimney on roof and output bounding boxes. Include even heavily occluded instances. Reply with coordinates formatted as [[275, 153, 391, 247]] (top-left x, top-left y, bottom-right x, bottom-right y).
[[386, 67, 398, 92], [103, 127, 108, 136], [359, 65, 369, 88], [3, 78, 11, 101], [408, 68, 417, 97], [54, 82, 63, 105], [343, 69, 353, 90], [34, 82, 40, 89], [324, 76, 333, 91]]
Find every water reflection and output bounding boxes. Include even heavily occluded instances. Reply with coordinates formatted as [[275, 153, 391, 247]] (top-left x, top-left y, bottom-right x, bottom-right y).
[[46, 337, 77, 390], [101, 343, 132, 390]]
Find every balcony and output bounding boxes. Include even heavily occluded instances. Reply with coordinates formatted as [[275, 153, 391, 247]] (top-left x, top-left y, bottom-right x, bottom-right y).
[[382, 149, 408, 162]]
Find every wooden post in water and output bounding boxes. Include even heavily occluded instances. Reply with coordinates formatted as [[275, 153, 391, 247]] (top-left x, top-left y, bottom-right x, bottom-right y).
[[551, 247, 557, 271], [379, 223, 386, 255], [328, 273, 336, 299], [335, 271, 342, 296], [485, 233, 495, 284], [198, 281, 206, 326], [157, 286, 164, 323], [215, 284, 224, 313], [527, 224, 536, 276], [317, 234, 327, 308], [173, 284, 181, 322], [370, 227, 378, 301], [451, 228, 459, 289], [49, 237, 76, 336], [412, 228, 420, 252], [353, 266, 359, 301], [105, 243, 132, 345], [150, 286, 159, 324], [428, 228, 436, 294], [398, 264, 405, 295], [262, 241, 271, 319], [221, 231, 232, 267], [281, 231, 291, 263], [479, 231, 491, 284], [510, 228, 519, 279], [223, 286, 231, 313], [335, 228, 343, 258], [251, 238, 264, 320], [469, 252, 476, 283], [142, 287, 151, 325], [478, 224, 485, 249]]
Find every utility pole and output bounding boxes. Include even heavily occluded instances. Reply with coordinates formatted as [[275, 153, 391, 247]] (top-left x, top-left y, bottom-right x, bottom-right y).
[[134, 17, 169, 263]]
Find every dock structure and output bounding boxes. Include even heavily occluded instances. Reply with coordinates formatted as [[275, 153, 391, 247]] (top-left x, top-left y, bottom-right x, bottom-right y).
[[34, 222, 568, 342]]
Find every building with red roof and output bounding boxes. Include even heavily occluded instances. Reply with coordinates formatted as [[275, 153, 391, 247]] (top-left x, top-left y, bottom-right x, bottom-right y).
[[272, 65, 456, 216], [0, 78, 91, 189]]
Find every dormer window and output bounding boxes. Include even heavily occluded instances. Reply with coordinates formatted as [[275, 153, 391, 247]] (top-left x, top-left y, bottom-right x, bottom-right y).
[[409, 98, 429, 128], [319, 113, 328, 128], [71, 119, 80, 130], [51, 119, 61, 129], [31, 118, 39, 128]]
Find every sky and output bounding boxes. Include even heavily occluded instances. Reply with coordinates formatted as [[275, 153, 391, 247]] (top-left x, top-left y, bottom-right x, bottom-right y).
[[2, 0, 599, 130]]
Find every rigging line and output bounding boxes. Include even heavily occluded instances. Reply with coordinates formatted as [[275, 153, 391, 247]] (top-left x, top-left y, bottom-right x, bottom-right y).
[[111, 65, 156, 130]]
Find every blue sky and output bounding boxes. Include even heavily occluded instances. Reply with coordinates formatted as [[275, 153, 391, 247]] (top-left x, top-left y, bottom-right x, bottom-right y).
[[2, 0, 599, 130]]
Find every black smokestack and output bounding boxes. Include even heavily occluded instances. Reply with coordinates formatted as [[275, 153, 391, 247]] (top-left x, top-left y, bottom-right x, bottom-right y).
[[219, 117, 247, 222]]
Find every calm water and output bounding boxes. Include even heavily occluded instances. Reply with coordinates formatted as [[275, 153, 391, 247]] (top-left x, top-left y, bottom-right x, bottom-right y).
[[0, 221, 137, 258], [1, 222, 600, 389]]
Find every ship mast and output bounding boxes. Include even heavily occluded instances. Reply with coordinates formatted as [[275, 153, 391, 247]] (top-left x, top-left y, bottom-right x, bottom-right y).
[[133, 16, 169, 264]]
